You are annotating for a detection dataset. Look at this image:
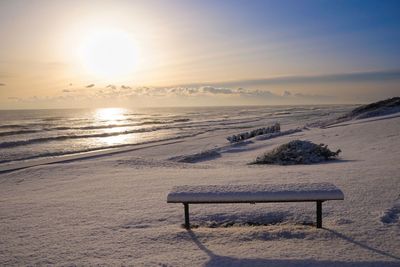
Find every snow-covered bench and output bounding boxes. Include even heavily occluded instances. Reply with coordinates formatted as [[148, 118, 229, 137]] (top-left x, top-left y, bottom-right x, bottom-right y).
[[167, 183, 344, 229]]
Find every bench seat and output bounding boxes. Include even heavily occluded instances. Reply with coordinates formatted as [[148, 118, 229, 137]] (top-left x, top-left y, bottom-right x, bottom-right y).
[[167, 183, 344, 203]]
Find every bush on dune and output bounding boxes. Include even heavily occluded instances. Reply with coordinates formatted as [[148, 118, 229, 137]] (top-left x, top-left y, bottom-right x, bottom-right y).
[[252, 140, 341, 165], [227, 123, 280, 143]]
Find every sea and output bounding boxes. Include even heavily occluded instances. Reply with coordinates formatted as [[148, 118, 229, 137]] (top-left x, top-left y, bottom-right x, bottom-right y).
[[0, 105, 353, 166]]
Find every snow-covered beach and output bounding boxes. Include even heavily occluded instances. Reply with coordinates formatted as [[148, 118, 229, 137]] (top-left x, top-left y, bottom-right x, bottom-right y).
[[1, 110, 400, 266]]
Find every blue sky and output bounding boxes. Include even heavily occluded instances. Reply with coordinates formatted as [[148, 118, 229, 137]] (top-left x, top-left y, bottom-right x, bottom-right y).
[[173, 0, 400, 70]]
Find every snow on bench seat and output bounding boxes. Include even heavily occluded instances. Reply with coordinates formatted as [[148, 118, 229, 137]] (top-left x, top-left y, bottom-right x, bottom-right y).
[[167, 182, 344, 203]]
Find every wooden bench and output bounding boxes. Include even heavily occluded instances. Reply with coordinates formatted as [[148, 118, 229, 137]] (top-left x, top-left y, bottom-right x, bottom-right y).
[[167, 182, 344, 229]]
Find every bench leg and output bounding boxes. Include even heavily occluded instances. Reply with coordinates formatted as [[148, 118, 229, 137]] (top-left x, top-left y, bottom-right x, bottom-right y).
[[184, 203, 190, 229], [316, 201, 322, 228]]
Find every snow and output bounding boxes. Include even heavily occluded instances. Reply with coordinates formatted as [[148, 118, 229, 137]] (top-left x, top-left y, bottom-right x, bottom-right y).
[[1, 114, 400, 266], [167, 183, 344, 202]]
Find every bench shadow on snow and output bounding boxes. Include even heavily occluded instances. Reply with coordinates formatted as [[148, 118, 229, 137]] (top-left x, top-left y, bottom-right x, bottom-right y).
[[186, 229, 400, 267], [190, 211, 314, 228]]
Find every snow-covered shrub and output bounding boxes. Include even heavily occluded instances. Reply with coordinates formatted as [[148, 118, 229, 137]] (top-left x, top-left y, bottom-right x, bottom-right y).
[[227, 123, 280, 143], [252, 140, 341, 165]]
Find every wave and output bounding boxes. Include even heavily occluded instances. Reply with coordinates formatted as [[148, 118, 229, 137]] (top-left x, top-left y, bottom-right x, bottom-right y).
[[49, 118, 190, 130], [0, 127, 163, 149], [273, 111, 292, 115], [0, 124, 25, 129], [0, 118, 192, 134], [41, 117, 65, 121], [0, 130, 40, 137], [0, 123, 52, 129], [171, 118, 190, 122]]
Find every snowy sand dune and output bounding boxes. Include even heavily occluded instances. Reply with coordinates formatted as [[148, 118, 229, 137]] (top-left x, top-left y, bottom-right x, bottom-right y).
[[0, 114, 399, 266]]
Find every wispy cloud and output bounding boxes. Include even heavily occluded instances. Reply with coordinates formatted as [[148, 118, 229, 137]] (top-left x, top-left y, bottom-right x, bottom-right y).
[[0, 83, 5, 86], [201, 86, 234, 94], [62, 89, 79, 93], [173, 70, 400, 88], [7, 97, 21, 101], [86, 84, 95, 88]]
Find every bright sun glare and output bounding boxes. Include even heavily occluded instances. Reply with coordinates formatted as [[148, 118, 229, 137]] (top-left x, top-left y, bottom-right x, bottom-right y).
[[95, 107, 126, 122], [79, 29, 137, 79]]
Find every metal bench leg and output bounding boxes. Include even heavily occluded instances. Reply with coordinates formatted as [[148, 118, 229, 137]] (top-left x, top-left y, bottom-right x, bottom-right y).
[[316, 201, 322, 228], [184, 203, 190, 229]]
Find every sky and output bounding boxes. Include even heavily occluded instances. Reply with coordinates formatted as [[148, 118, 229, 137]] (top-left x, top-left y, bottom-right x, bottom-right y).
[[0, 0, 399, 109]]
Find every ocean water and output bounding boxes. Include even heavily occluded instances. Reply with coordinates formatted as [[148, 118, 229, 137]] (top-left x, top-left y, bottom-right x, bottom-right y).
[[0, 105, 353, 165]]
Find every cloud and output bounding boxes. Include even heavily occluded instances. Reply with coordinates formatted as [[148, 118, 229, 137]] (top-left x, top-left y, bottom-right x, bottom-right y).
[[292, 92, 333, 102], [172, 69, 400, 88], [62, 88, 81, 93], [283, 90, 291, 97], [201, 86, 235, 94], [142, 86, 333, 102], [7, 97, 22, 101], [8, 84, 335, 106], [0, 71, 11, 78], [0, 83, 5, 86], [238, 89, 276, 98], [86, 84, 95, 88]]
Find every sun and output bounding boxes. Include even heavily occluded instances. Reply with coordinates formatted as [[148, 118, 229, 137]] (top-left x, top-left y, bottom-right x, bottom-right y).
[[79, 28, 138, 79]]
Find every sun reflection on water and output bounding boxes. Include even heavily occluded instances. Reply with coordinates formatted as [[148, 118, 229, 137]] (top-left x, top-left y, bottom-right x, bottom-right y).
[[102, 132, 131, 145], [95, 108, 126, 122], [94, 108, 134, 145]]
